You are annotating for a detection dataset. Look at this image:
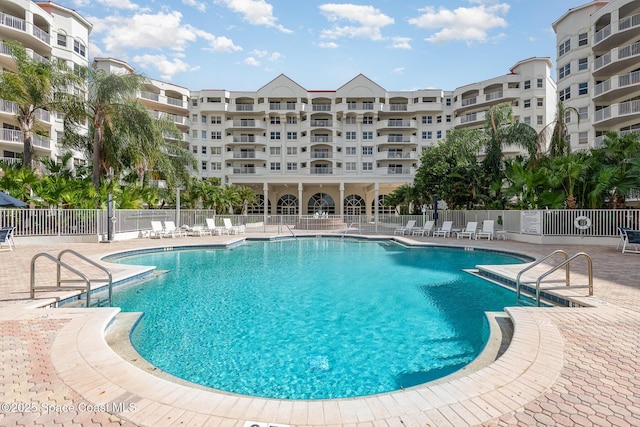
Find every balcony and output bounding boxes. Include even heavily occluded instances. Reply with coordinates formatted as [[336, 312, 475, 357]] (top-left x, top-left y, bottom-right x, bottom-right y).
[[0, 12, 50, 48], [376, 119, 417, 130], [310, 166, 333, 175], [228, 166, 266, 175], [594, 13, 640, 52], [226, 135, 267, 145], [235, 104, 254, 111], [309, 136, 333, 144], [345, 102, 376, 111], [310, 119, 332, 128], [309, 151, 333, 159], [312, 104, 331, 112], [456, 111, 486, 128], [225, 151, 268, 161], [594, 100, 640, 127], [381, 167, 413, 175], [594, 41, 640, 77], [225, 119, 266, 130], [594, 70, 640, 102], [0, 129, 50, 149], [375, 151, 417, 161], [594, 128, 640, 148], [0, 99, 50, 123]]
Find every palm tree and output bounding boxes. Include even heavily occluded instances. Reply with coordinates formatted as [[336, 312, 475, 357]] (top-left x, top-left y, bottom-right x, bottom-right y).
[[0, 41, 84, 169], [235, 185, 258, 216], [538, 100, 580, 158]]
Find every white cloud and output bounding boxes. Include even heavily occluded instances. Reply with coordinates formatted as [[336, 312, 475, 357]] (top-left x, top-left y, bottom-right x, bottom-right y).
[[390, 37, 412, 50], [392, 67, 405, 74], [319, 4, 394, 41], [90, 11, 241, 55], [72, 0, 141, 10], [182, 0, 207, 13], [244, 57, 260, 66], [132, 54, 199, 81], [408, 2, 509, 44], [318, 41, 339, 49], [214, 0, 292, 33]]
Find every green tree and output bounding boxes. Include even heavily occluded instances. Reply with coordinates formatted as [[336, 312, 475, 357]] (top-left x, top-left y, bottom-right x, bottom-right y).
[[538, 100, 580, 158], [0, 41, 84, 169]]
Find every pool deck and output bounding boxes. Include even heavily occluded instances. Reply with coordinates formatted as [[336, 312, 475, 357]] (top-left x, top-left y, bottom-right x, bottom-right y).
[[1, 234, 639, 427]]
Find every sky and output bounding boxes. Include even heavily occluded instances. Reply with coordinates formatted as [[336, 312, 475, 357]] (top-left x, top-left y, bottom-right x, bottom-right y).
[[65, 0, 588, 92]]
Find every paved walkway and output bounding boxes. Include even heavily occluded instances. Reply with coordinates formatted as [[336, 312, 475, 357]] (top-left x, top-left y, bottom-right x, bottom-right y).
[[1, 234, 639, 426]]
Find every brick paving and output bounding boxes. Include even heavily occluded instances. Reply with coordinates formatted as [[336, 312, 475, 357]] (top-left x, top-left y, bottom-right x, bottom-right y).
[[1, 234, 639, 426]]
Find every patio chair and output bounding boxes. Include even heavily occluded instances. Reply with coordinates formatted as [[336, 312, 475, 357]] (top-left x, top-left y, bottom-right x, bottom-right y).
[[456, 221, 478, 239], [0, 226, 16, 251], [223, 218, 245, 234], [433, 221, 454, 238], [617, 227, 632, 250], [393, 220, 416, 235], [206, 218, 227, 235], [163, 221, 187, 238], [476, 220, 495, 240], [412, 220, 435, 236], [622, 230, 640, 254], [149, 221, 164, 238]]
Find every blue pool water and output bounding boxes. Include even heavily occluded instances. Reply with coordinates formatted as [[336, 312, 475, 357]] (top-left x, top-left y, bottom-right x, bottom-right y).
[[111, 238, 529, 399]]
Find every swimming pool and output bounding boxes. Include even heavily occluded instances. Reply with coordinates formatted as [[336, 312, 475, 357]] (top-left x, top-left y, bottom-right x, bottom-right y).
[[111, 238, 530, 399]]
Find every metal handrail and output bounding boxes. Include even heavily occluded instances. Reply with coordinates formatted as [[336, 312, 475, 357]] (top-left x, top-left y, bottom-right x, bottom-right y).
[[58, 249, 113, 307], [534, 252, 593, 306], [30, 253, 92, 307], [516, 250, 569, 300]]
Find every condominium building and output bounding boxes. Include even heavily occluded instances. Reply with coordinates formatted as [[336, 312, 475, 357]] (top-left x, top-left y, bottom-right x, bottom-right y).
[[0, 0, 91, 166], [553, 0, 640, 149]]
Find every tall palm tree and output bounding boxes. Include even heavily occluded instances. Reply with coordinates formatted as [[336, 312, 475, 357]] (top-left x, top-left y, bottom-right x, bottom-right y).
[[0, 41, 84, 169], [538, 100, 580, 158]]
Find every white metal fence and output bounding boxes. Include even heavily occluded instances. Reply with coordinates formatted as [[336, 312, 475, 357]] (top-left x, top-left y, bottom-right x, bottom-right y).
[[1, 208, 636, 238]]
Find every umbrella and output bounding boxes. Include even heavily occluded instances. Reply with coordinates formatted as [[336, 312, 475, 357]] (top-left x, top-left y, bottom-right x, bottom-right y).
[[0, 192, 28, 207]]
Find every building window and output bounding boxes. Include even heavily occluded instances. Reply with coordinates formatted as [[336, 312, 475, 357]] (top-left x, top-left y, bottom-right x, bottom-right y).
[[422, 116, 432, 124], [537, 115, 543, 125], [564, 110, 572, 123], [287, 116, 297, 124], [446, 115, 452, 123], [270, 132, 281, 140], [201, 161, 207, 170], [346, 131, 356, 140], [578, 82, 588, 96], [346, 147, 356, 155], [524, 80, 531, 90], [201, 146, 207, 154], [363, 116, 373, 125], [578, 132, 588, 144], [558, 63, 570, 80], [191, 130, 198, 139], [346, 162, 356, 171], [362, 146, 373, 156], [436, 131, 442, 139], [211, 131, 221, 140], [286, 162, 297, 171], [524, 99, 531, 108], [524, 116, 531, 125], [427, 131, 432, 139], [537, 78, 543, 88], [192, 145, 197, 153], [578, 32, 588, 46], [345, 116, 356, 125], [57, 33, 67, 47], [537, 98, 543, 107], [287, 147, 297, 155], [362, 162, 373, 171], [73, 40, 85, 57], [201, 130, 207, 139], [270, 162, 281, 171], [559, 87, 571, 101], [270, 116, 280, 124], [211, 116, 221, 124], [578, 57, 588, 71], [192, 114, 198, 122], [211, 162, 221, 170], [287, 131, 297, 140], [362, 131, 373, 140], [446, 98, 452, 107], [270, 147, 281, 155], [421, 131, 427, 140], [578, 107, 588, 121], [191, 99, 198, 107], [211, 147, 221, 155], [436, 115, 442, 123], [201, 115, 207, 123], [559, 39, 570, 56]]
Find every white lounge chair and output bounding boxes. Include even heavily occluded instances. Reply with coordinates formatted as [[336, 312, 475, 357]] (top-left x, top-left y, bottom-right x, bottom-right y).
[[149, 221, 165, 238], [456, 221, 478, 239], [412, 220, 435, 236], [206, 218, 227, 235], [0, 226, 16, 251], [433, 221, 453, 238], [617, 227, 631, 250], [163, 221, 187, 238], [476, 220, 495, 240], [223, 218, 245, 234], [393, 220, 416, 235]]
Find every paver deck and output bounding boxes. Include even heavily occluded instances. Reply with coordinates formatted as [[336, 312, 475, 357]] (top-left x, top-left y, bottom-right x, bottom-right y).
[[1, 234, 639, 426]]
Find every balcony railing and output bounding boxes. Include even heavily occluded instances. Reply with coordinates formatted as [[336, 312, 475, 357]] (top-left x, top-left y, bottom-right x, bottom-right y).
[[619, 12, 640, 33], [141, 91, 160, 101], [594, 24, 611, 45], [347, 102, 374, 110], [0, 129, 50, 149], [385, 167, 411, 175], [0, 12, 26, 31], [310, 136, 332, 143], [311, 167, 333, 174], [389, 104, 408, 111], [32, 26, 50, 44], [594, 52, 612, 71], [594, 100, 640, 123], [233, 166, 256, 174], [310, 152, 332, 159], [312, 104, 331, 112], [310, 120, 332, 127], [232, 152, 256, 159], [485, 91, 503, 101], [167, 97, 184, 107], [235, 104, 254, 111], [231, 135, 256, 143], [460, 113, 478, 124], [461, 97, 477, 107], [618, 40, 640, 61]]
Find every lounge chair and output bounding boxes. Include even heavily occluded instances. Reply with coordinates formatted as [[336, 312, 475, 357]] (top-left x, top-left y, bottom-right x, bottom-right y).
[[186, 224, 211, 236], [433, 221, 454, 238], [149, 221, 165, 238], [456, 221, 478, 239], [163, 221, 187, 238], [412, 220, 435, 236], [617, 227, 632, 250], [622, 230, 640, 254], [206, 218, 227, 235], [393, 220, 416, 235], [476, 220, 495, 240], [0, 226, 16, 251], [223, 218, 245, 234]]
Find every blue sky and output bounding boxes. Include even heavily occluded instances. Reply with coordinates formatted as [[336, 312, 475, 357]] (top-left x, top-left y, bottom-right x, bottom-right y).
[[67, 0, 585, 92]]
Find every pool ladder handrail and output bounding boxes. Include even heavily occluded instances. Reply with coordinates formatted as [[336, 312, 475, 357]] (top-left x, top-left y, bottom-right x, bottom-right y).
[[30, 249, 113, 307], [516, 250, 593, 306]]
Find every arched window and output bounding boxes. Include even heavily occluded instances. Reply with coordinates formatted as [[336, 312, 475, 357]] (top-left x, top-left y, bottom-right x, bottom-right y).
[[372, 195, 395, 215], [307, 193, 335, 214], [277, 194, 298, 215], [344, 194, 365, 215], [248, 194, 271, 214]]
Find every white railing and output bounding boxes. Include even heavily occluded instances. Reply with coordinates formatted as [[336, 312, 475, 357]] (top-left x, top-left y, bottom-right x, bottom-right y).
[[0, 12, 26, 31], [594, 24, 611, 45]]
